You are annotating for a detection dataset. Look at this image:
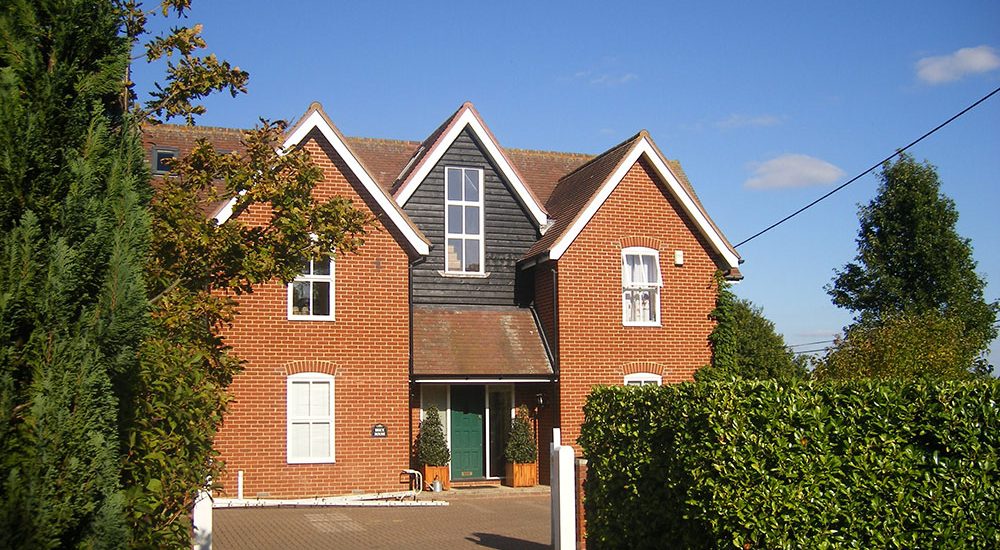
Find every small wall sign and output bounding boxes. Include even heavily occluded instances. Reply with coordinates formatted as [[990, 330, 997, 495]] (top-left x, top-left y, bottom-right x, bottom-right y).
[[371, 423, 387, 438]]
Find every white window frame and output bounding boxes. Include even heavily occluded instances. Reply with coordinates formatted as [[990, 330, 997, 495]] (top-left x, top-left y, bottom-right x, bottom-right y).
[[287, 258, 335, 321], [444, 166, 485, 275], [287, 373, 335, 464], [624, 372, 662, 386], [622, 247, 662, 326]]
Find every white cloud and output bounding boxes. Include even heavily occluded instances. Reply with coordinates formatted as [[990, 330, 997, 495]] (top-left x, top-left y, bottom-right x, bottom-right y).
[[588, 72, 638, 86], [570, 59, 638, 87], [744, 154, 845, 190], [916, 45, 1000, 84], [715, 114, 783, 129]]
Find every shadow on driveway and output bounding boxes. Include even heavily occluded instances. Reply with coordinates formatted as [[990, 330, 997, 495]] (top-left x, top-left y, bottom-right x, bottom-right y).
[[466, 532, 549, 550]]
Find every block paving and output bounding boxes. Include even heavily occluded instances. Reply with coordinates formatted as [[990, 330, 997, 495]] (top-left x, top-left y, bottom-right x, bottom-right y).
[[213, 487, 551, 549]]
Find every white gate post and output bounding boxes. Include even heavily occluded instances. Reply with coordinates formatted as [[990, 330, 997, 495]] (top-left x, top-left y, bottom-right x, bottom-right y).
[[551, 428, 560, 548], [192, 489, 213, 550], [550, 428, 577, 549]]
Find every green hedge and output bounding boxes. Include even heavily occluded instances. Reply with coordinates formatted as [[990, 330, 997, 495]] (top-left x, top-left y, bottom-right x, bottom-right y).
[[579, 380, 1000, 549]]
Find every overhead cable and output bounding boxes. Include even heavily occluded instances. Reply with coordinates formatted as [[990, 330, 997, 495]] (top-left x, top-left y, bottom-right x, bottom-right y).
[[735, 85, 1000, 248]]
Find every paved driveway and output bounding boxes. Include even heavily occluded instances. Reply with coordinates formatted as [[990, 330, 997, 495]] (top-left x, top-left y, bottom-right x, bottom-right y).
[[213, 491, 551, 549]]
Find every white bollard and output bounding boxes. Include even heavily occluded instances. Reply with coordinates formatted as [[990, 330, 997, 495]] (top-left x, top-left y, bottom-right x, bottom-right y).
[[237, 470, 244, 500], [192, 489, 213, 550], [550, 428, 560, 548], [550, 429, 576, 549]]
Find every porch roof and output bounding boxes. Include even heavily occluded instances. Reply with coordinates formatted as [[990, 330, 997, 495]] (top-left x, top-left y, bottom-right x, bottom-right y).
[[412, 305, 553, 378]]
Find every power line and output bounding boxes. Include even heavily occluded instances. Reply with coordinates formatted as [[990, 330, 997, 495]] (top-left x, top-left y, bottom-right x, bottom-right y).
[[786, 338, 836, 349], [734, 85, 1000, 248], [792, 347, 831, 355]]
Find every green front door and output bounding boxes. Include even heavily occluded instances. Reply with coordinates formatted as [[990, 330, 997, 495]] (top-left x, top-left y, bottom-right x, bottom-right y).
[[450, 385, 485, 479]]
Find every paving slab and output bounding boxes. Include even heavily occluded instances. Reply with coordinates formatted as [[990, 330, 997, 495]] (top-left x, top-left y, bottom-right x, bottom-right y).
[[213, 487, 551, 549]]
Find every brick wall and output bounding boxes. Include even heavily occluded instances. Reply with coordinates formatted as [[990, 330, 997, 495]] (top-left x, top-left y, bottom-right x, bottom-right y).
[[555, 157, 721, 449], [213, 129, 414, 498]]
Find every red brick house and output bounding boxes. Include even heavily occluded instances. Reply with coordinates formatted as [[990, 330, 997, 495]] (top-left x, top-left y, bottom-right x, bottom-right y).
[[143, 102, 742, 499]]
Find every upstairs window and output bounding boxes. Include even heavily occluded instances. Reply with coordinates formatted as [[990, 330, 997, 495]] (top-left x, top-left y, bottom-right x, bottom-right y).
[[622, 247, 662, 326], [287, 373, 335, 463], [624, 372, 662, 386], [153, 147, 179, 175], [288, 258, 334, 320], [444, 167, 484, 274]]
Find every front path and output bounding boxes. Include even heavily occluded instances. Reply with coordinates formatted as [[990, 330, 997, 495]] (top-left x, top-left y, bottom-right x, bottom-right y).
[[213, 487, 551, 549]]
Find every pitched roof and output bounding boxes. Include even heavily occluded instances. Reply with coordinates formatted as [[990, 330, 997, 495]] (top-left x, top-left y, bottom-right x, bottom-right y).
[[525, 133, 642, 258], [141, 102, 741, 275], [282, 103, 430, 255], [411, 305, 553, 378], [391, 102, 550, 228], [344, 136, 420, 191], [525, 130, 741, 272]]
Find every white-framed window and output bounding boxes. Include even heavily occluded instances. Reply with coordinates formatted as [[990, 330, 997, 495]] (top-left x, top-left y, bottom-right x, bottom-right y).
[[152, 146, 179, 175], [622, 247, 662, 326], [287, 373, 335, 463], [624, 372, 662, 386], [287, 258, 334, 320], [444, 167, 484, 274]]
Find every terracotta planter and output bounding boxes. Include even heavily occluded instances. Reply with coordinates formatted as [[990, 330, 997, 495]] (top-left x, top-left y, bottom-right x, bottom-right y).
[[503, 462, 538, 487], [422, 464, 450, 491]]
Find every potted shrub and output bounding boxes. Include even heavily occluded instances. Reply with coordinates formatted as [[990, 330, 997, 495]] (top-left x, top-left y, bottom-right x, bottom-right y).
[[503, 405, 538, 487], [417, 405, 450, 490]]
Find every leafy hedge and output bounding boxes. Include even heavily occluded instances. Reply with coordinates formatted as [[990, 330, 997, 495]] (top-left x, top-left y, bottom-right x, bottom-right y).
[[579, 380, 1000, 549]]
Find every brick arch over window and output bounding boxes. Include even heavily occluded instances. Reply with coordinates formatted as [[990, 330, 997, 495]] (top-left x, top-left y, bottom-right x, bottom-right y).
[[620, 361, 666, 377], [619, 236, 662, 250], [281, 360, 339, 377]]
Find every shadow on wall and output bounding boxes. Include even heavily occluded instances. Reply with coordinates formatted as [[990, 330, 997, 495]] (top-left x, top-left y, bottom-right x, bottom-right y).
[[466, 532, 549, 550]]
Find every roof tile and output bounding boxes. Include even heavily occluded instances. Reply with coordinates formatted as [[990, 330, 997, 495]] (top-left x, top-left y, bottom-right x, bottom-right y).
[[412, 306, 553, 377]]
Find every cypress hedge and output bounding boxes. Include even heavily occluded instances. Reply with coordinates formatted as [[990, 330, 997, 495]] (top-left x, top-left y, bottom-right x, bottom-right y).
[[579, 380, 1000, 549]]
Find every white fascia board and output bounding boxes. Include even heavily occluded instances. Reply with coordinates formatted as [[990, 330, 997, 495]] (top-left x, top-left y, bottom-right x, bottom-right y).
[[548, 138, 739, 269], [213, 196, 238, 224], [283, 111, 429, 256], [396, 110, 548, 227]]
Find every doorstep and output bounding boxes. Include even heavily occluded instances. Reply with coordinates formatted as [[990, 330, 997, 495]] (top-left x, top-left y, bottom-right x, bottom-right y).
[[419, 483, 550, 501], [450, 478, 501, 489]]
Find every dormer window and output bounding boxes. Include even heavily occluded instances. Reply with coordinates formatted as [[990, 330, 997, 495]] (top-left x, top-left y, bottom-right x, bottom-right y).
[[152, 146, 179, 175], [444, 167, 484, 274]]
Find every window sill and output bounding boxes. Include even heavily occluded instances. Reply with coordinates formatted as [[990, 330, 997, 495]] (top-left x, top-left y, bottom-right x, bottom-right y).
[[287, 315, 336, 322], [287, 458, 336, 464], [437, 270, 491, 279], [622, 321, 662, 327]]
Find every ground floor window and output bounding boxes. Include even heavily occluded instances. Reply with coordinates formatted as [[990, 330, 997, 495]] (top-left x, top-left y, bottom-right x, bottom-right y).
[[624, 372, 662, 386], [287, 373, 335, 463]]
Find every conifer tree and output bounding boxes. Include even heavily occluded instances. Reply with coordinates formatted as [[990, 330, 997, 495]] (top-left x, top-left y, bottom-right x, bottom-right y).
[[3, 2, 371, 546], [0, 1, 149, 546]]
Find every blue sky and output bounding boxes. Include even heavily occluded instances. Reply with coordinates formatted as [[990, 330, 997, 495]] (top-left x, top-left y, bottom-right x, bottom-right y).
[[135, 1, 1000, 364]]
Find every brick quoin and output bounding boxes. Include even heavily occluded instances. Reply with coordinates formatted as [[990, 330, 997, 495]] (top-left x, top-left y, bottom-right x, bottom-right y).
[[214, 130, 415, 499], [554, 157, 723, 450]]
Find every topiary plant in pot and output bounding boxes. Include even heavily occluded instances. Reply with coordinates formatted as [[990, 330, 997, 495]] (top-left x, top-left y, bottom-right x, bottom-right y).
[[417, 405, 451, 490], [504, 405, 538, 487]]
